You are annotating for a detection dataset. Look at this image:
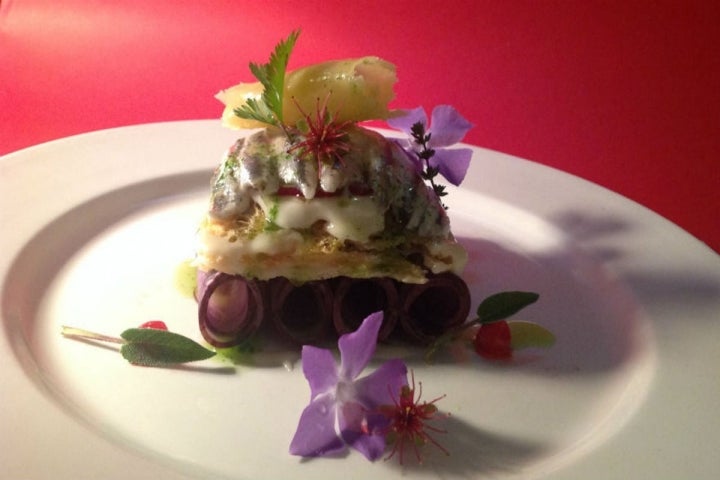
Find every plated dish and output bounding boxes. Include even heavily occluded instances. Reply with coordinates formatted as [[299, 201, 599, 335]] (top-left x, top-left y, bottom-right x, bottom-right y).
[[1, 120, 719, 479], [195, 33, 476, 356]]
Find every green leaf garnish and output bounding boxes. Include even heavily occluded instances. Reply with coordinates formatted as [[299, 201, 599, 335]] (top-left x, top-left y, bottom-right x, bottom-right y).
[[476, 291, 539, 324], [424, 290, 541, 362], [234, 97, 278, 126], [61, 325, 216, 367], [120, 328, 216, 366], [234, 30, 300, 126]]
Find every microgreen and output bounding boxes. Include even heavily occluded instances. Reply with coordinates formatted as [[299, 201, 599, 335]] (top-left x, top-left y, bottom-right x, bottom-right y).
[[61, 325, 216, 367], [234, 30, 300, 126]]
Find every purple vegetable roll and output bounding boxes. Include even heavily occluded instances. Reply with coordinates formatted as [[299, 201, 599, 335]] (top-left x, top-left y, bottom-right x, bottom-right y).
[[399, 272, 471, 344], [197, 271, 265, 347], [268, 277, 334, 344], [332, 277, 399, 341]]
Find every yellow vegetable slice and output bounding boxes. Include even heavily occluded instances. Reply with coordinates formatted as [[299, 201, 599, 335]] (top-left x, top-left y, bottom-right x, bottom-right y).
[[216, 56, 397, 129], [215, 82, 266, 129]]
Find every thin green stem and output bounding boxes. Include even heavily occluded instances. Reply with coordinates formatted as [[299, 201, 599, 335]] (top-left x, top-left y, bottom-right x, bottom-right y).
[[61, 326, 125, 344], [424, 317, 481, 363]]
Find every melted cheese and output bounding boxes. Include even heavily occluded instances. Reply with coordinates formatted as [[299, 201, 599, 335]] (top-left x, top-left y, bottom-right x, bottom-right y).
[[257, 194, 384, 243]]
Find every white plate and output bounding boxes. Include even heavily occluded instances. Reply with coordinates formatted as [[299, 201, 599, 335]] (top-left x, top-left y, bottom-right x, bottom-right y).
[[1, 120, 718, 480]]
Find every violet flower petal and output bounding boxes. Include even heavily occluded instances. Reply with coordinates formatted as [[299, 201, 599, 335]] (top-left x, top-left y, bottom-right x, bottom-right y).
[[429, 147, 473, 186], [386, 106, 427, 134], [339, 359, 408, 460], [338, 311, 383, 380], [301, 345, 339, 398], [353, 358, 408, 408], [338, 401, 387, 461], [289, 394, 345, 457], [348, 428, 388, 461], [427, 105, 473, 147], [394, 140, 424, 174]]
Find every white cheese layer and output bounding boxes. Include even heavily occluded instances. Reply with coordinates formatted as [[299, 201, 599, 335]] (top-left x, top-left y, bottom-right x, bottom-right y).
[[256, 194, 384, 243]]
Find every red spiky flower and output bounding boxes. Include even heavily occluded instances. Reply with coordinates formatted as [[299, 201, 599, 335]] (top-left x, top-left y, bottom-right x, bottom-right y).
[[287, 93, 353, 168], [378, 371, 449, 465]]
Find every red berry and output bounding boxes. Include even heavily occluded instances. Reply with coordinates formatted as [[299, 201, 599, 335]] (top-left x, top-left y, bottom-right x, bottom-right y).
[[474, 321, 512, 360], [139, 320, 168, 331]]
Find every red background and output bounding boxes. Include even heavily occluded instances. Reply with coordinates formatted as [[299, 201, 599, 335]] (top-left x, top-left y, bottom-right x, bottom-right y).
[[2, 0, 718, 253]]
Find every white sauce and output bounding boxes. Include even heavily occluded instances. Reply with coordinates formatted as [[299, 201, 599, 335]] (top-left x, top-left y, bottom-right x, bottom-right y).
[[257, 194, 384, 243]]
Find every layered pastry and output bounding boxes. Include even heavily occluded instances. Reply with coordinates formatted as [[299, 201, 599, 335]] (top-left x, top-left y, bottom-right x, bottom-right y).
[[194, 34, 470, 347]]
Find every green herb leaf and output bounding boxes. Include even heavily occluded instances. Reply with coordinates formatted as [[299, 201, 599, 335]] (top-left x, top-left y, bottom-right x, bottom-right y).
[[264, 199, 281, 232], [120, 328, 216, 367], [508, 321, 556, 350], [234, 30, 300, 126], [476, 291, 539, 324], [234, 98, 277, 126]]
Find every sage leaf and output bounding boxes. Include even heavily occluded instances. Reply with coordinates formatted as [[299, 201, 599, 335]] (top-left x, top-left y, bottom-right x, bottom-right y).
[[120, 328, 216, 367], [476, 291, 539, 324]]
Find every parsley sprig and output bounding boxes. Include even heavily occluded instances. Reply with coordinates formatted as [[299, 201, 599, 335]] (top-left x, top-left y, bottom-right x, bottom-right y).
[[233, 30, 300, 126]]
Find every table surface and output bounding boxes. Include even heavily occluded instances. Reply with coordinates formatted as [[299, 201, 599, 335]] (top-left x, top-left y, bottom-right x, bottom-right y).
[[2, 0, 718, 253]]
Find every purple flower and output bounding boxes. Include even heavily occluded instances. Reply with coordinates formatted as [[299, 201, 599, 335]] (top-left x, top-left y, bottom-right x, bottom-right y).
[[388, 105, 474, 186], [289, 312, 408, 461]]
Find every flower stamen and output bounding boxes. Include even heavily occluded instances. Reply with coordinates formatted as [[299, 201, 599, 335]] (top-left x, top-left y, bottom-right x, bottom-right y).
[[287, 92, 353, 170], [379, 370, 449, 465]]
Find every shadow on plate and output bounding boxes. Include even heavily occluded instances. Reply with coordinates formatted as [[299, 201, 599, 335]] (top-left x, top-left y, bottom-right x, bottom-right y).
[[389, 414, 549, 477], [550, 210, 720, 320]]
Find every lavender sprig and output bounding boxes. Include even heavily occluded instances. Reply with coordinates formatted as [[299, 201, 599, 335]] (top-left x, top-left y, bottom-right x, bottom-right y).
[[409, 122, 448, 208]]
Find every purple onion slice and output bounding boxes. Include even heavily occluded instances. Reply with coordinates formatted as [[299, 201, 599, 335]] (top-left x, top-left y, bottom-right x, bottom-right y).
[[194, 268, 210, 302], [332, 277, 399, 341], [399, 272, 471, 344], [268, 277, 334, 344], [197, 270, 265, 347]]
